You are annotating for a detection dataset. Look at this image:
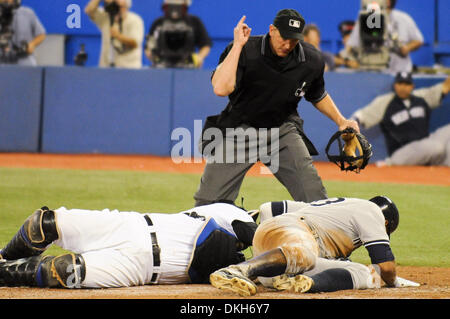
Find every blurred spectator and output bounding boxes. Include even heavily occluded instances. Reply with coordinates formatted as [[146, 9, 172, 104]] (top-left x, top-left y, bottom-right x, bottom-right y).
[[0, 0, 46, 66], [145, 0, 212, 68], [351, 73, 450, 167], [347, 0, 424, 73], [85, 0, 144, 68], [334, 20, 359, 69], [302, 24, 335, 71]]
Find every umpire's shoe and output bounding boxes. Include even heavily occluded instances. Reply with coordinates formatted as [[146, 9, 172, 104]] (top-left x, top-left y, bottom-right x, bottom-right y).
[[272, 274, 314, 293], [210, 266, 257, 297]]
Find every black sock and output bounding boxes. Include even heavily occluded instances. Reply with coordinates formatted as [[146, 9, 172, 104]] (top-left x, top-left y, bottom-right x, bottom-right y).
[[309, 268, 354, 292]]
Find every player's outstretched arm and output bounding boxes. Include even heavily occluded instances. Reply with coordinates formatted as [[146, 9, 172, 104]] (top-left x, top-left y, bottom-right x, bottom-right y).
[[377, 260, 397, 287]]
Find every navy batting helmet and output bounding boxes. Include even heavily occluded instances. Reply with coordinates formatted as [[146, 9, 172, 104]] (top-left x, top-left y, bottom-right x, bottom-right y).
[[369, 196, 399, 235]]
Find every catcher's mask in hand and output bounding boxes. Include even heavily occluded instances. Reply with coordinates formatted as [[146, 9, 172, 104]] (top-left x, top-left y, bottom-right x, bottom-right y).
[[325, 127, 373, 173]]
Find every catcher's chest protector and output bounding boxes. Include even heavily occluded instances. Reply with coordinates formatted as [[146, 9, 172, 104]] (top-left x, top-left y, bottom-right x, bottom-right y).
[[187, 217, 243, 284]]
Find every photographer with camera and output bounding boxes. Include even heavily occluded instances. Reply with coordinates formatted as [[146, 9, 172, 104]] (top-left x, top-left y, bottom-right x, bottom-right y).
[[0, 0, 46, 66], [85, 0, 144, 69], [347, 0, 423, 73], [145, 0, 212, 68], [334, 21, 360, 70]]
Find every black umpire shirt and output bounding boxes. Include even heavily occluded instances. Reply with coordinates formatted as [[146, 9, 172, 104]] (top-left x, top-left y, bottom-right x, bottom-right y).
[[213, 33, 328, 129], [207, 33, 328, 155]]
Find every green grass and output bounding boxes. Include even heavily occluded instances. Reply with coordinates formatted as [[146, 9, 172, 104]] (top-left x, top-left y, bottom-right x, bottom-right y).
[[0, 167, 449, 267]]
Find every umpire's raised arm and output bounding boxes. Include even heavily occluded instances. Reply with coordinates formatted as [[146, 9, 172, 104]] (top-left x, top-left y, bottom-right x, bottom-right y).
[[212, 16, 251, 97]]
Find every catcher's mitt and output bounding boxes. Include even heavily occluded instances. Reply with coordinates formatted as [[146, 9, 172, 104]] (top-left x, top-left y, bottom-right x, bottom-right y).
[[325, 127, 373, 173]]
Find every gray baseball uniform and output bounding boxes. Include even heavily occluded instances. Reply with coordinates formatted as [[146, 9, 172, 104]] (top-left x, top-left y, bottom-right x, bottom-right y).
[[260, 197, 390, 259], [352, 82, 450, 166], [255, 197, 393, 289]]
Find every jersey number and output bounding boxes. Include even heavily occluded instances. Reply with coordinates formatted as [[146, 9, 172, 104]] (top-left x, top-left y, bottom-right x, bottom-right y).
[[310, 198, 345, 207]]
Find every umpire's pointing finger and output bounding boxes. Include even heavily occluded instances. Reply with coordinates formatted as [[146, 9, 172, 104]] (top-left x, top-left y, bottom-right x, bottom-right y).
[[238, 15, 246, 25]]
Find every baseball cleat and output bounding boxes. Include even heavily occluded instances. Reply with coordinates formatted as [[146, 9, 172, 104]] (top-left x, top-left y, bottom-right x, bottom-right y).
[[272, 274, 314, 293], [210, 266, 257, 297]]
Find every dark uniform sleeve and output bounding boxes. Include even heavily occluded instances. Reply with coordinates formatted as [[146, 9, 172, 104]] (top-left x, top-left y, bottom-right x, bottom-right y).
[[355, 204, 396, 264], [192, 15, 213, 48], [218, 42, 234, 64], [304, 56, 328, 104], [365, 241, 395, 264], [231, 220, 257, 248]]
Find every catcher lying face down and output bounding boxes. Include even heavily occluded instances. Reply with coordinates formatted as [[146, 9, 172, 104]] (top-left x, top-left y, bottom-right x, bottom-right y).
[[210, 196, 418, 296], [0, 203, 256, 288]]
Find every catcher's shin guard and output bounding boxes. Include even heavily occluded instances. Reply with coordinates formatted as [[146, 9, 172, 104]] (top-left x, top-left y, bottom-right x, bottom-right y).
[[0, 253, 86, 288], [0, 207, 59, 260]]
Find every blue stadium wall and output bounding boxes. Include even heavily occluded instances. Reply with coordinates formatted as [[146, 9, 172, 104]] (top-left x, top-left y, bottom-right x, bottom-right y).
[[22, 0, 450, 68], [2, 1, 449, 161], [0, 66, 449, 162]]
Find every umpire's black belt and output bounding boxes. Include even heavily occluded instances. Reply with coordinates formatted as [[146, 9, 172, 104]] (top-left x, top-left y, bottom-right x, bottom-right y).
[[144, 215, 161, 283]]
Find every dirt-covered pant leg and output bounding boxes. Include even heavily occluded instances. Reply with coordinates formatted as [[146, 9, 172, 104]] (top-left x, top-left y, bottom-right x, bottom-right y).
[[252, 213, 319, 275]]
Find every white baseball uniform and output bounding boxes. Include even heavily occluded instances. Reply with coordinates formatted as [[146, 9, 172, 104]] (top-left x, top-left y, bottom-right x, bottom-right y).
[[53, 203, 254, 288]]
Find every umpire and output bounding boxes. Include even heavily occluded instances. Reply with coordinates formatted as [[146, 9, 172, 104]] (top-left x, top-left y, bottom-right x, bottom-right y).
[[194, 9, 359, 207]]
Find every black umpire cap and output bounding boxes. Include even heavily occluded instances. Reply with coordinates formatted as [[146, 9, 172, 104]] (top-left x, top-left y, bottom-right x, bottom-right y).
[[273, 9, 305, 40]]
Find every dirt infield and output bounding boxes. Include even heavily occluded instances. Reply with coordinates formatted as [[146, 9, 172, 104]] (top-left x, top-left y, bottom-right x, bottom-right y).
[[0, 266, 448, 299], [0, 152, 449, 186], [0, 153, 449, 299]]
